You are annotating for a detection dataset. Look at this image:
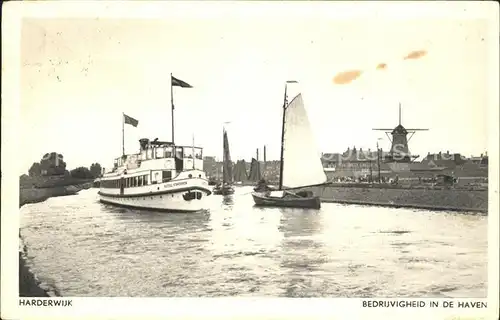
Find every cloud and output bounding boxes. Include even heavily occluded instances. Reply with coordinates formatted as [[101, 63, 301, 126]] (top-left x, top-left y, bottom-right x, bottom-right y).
[[332, 70, 363, 85], [403, 50, 427, 60]]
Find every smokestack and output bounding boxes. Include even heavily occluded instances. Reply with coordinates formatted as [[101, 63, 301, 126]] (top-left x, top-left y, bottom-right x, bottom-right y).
[[264, 145, 267, 163], [256, 148, 259, 161]]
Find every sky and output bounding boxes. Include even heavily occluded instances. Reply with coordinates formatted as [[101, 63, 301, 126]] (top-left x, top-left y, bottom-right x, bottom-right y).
[[17, 2, 496, 173]]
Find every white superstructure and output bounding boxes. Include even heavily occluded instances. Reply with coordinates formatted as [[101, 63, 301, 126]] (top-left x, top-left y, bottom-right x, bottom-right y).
[[99, 138, 211, 212]]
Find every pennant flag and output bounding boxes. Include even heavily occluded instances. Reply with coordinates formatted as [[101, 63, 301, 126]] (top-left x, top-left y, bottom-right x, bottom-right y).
[[123, 114, 139, 127], [404, 50, 427, 60], [171, 76, 193, 88], [333, 70, 363, 85], [376, 63, 387, 70]]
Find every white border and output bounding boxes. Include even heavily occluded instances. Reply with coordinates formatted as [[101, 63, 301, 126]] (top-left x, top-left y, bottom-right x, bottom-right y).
[[12, 298, 495, 319], [2, 1, 499, 319]]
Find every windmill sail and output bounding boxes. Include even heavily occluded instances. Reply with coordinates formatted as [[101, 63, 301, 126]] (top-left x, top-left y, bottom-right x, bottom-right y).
[[281, 93, 327, 189], [222, 129, 233, 184]]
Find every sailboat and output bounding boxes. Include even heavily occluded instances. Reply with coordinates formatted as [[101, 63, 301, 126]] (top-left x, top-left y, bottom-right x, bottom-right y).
[[213, 127, 235, 195], [251, 81, 327, 209]]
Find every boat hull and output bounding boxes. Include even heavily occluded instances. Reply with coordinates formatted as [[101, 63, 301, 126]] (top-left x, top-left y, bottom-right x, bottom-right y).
[[99, 187, 210, 213], [213, 186, 235, 195], [252, 191, 321, 209]]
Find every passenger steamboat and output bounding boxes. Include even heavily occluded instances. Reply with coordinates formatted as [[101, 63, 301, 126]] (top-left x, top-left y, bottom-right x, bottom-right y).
[[98, 74, 212, 212], [98, 138, 211, 212]]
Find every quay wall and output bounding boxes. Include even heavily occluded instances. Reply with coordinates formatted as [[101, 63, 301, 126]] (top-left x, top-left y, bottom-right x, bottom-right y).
[[302, 185, 488, 213]]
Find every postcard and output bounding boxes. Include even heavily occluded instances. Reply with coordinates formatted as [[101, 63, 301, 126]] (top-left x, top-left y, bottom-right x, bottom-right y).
[[1, 1, 498, 319]]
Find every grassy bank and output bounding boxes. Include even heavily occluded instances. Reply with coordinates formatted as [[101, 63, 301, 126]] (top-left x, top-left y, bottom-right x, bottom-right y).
[[20, 175, 94, 189], [19, 180, 93, 207]]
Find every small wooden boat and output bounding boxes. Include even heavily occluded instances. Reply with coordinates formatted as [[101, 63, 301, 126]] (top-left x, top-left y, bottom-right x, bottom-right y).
[[213, 126, 235, 195], [251, 81, 327, 209], [252, 190, 321, 209], [213, 183, 235, 195]]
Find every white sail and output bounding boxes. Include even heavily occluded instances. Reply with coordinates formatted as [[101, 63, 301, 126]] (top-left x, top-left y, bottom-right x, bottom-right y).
[[282, 93, 327, 189]]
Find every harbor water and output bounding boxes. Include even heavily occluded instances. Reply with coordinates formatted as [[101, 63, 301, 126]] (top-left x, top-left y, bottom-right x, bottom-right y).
[[20, 187, 487, 297]]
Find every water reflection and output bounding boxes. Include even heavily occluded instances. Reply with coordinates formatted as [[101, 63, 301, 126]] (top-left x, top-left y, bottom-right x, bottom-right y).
[[221, 195, 234, 206], [278, 209, 323, 237], [278, 209, 328, 297], [107, 204, 210, 225], [208, 196, 283, 257]]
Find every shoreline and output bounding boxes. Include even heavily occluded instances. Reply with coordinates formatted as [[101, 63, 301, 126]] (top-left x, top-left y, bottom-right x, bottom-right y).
[[18, 183, 93, 297], [322, 198, 488, 213], [299, 185, 488, 213], [234, 183, 488, 213], [19, 251, 50, 297], [19, 181, 93, 207]]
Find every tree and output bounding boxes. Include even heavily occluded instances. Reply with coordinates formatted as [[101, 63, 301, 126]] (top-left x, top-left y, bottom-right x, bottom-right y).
[[40, 152, 66, 176], [89, 163, 102, 178], [28, 162, 41, 177], [70, 167, 93, 179], [20, 174, 34, 188]]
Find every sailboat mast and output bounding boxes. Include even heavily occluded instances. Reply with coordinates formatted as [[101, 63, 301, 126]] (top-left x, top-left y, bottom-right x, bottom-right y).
[[122, 112, 125, 156], [278, 83, 288, 190], [171, 73, 175, 144], [192, 134, 195, 169]]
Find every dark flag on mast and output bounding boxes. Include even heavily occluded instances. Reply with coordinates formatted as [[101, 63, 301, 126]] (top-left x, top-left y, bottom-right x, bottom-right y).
[[123, 114, 139, 127], [170, 74, 192, 144], [171, 76, 193, 88]]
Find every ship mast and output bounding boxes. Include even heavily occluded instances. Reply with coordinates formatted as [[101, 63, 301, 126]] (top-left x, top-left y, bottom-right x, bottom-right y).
[[278, 80, 298, 190], [171, 73, 175, 144], [170, 74, 193, 145], [122, 112, 125, 157]]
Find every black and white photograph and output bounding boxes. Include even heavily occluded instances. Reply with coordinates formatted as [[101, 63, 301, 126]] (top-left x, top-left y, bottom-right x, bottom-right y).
[[2, 1, 498, 319]]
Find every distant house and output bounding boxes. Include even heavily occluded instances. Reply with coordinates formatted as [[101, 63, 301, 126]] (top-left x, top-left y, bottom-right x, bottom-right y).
[[321, 147, 392, 178], [453, 153, 488, 178], [420, 151, 466, 170], [420, 151, 488, 178], [470, 153, 488, 167]]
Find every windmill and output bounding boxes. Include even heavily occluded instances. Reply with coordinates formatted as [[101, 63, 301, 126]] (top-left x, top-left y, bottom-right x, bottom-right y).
[[373, 103, 428, 163]]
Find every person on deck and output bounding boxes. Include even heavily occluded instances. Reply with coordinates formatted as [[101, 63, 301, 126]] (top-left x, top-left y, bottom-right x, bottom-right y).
[[254, 179, 272, 192]]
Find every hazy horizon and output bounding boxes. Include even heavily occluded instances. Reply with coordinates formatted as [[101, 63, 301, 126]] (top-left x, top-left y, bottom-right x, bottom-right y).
[[19, 4, 493, 174]]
